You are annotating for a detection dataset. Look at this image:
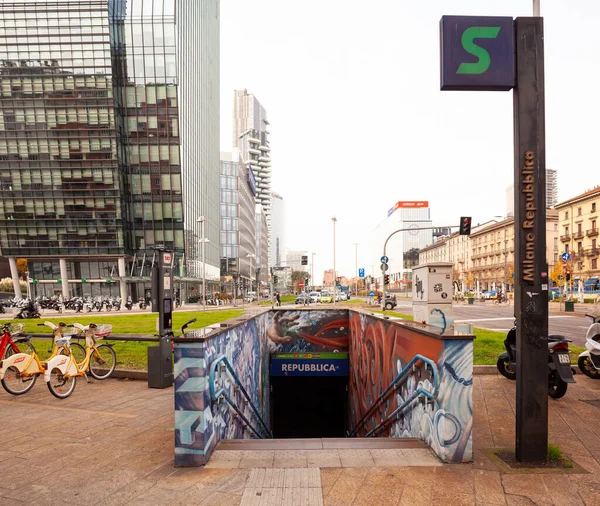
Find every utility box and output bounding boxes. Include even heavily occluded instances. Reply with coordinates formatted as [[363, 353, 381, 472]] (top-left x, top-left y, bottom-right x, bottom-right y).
[[412, 263, 454, 326]]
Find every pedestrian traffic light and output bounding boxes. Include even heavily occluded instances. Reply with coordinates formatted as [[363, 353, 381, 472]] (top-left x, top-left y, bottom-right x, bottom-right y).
[[385, 274, 390, 285], [566, 270, 571, 281], [459, 216, 472, 235]]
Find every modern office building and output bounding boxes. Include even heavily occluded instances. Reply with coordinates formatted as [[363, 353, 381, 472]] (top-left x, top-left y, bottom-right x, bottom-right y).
[[232, 90, 272, 245], [506, 168, 558, 216], [286, 249, 308, 273], [269, 191, 286, 268], [255, 204, 268, 292], [0, 0, 220, 301], [219, 151, 256, 295], [370, 201, 433, 288]]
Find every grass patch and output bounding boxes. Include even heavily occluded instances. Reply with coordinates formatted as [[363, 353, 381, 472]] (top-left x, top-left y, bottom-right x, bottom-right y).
[[372, 310, 414, 320], [547, 443, 562, 462], [0, 310, 244, 336]]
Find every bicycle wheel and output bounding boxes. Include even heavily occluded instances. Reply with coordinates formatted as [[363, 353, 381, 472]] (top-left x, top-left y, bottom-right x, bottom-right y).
[[46, 367, 76, 399], [59, 342, 86, 367], [1, 342, 38, 395], [2, 340, 36, 359], [88, 344, 116, 380]]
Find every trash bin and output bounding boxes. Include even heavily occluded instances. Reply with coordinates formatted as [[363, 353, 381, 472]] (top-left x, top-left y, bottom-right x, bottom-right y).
[[468, 297, 474, 305], [565, 300, 575, 312]]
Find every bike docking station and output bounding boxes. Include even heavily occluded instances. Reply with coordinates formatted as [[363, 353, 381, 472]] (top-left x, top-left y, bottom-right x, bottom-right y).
[[412, 262, 457, 331], [148, 249, 175, 389], [441, 13, 550, 461]]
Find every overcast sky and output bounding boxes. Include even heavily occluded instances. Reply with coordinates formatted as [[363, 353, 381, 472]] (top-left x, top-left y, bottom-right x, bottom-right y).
[[220, 0, 599, 280]]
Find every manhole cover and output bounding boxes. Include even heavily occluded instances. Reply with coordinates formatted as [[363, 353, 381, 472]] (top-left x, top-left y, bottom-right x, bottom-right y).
[[582, 400, 600, 408]]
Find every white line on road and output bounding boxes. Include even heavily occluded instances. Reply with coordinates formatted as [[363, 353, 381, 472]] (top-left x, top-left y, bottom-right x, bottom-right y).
[[454, 316, 575, 323]]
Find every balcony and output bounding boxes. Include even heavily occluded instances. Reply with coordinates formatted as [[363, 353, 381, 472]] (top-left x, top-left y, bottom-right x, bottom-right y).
[[573, 231, 584, 240], [587, 228, 599, 237], [258, 156, 271, 162], [248, 148, 261, 155], [248, 137, 261, 144], [585, 248, 599, 257], [259, 145, 271, 152], [560, 234, 571, 242]]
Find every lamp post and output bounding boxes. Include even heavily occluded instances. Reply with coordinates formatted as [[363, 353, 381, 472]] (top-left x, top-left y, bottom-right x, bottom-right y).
[[197, 216, 206, 312], [247, 253, 256, 304], [495, 215, 509, 294], [353, 243, 358, 298], [332, 216, 337, 307], [311, 252, 316, 291]]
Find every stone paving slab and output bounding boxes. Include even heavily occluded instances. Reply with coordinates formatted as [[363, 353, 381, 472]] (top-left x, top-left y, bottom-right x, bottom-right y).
[[1, 373, 600, 505]]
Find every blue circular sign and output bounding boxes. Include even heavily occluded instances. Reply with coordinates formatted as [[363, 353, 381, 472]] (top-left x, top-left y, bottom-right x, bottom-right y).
[[369, 291, 375, 297], [561, 252, 571, 261]]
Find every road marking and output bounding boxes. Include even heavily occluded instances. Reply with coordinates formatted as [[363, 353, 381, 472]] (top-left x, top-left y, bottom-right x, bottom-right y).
[[0, 400, 138, 419], [455, 316, 575, 323]]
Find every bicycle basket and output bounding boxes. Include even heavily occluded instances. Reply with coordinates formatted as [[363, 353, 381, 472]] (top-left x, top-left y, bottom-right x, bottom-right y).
[[94, 325, 112, 339], [12, 323, 25, 335]]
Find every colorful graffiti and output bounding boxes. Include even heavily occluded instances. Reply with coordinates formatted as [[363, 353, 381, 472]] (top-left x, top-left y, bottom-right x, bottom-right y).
[[348, 312, 473, 463], [265, 309, 349, 353]]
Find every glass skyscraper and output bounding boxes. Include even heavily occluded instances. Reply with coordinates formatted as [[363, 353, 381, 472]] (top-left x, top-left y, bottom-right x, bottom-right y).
[[0, 0, 220, 301]]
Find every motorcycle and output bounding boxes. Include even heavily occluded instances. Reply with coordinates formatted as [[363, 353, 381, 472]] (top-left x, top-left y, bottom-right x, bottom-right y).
[[112, 297, 122, 311], [497, 326, 576, 399], [125, 296, 133, 311], [138, 298, 148, 310], [14, 299, 41, 319], [577, 313, 600, 379]]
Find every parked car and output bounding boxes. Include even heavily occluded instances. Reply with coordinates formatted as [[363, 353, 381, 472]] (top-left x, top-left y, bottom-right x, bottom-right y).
[[295, 293, 311, 304], [319, 293, 334, 303], [308, 291, 320, 303], [383, 294, 397, 310]]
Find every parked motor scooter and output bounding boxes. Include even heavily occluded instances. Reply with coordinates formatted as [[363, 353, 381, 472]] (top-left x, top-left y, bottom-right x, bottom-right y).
[[497, 325, 576, 399], [14, 299, 41, 319], [577, 313, 600, 379], [125, 296, 133, 311]]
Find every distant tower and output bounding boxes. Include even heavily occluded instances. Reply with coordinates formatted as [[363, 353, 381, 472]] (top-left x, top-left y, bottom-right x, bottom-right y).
[[507, 168, 558, 216]]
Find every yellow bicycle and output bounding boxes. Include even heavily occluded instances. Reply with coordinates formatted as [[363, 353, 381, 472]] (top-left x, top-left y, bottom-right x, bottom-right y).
[[0, 322, 85, 396], [44, 323, 115, 399]]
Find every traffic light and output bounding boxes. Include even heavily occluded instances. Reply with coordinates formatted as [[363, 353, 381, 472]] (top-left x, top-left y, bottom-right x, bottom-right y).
[[301, 255, 308, 265], [459, 216, 472, 235], [566, 270, 571, 282], [384, 274, 390, 285]]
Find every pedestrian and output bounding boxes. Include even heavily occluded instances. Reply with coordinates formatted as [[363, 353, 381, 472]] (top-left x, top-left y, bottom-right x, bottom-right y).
[[276, 292, 281, 307]]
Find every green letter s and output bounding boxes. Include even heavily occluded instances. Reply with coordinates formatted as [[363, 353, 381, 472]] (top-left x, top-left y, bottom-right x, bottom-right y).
[[456, 26, 500, 75]]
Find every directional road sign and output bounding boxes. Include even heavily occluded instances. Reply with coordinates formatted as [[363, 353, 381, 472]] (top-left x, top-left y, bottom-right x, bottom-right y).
[[369, 291, 375, 297], [380, 263, 388, 272], [358, 268, 365, 278], [380, 256, 389, 264], [561, 252, 571, 261]]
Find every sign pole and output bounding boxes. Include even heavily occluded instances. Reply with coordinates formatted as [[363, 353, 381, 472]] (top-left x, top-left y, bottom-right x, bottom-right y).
[[513, 16, 548, 462]]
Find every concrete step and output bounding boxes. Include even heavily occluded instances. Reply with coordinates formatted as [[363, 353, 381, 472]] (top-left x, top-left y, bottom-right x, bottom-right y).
[[216, 437, 425, 451]]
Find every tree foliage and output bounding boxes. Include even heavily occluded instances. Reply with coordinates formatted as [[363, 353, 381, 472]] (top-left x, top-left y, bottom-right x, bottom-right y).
[[16, 258, 28, 278]]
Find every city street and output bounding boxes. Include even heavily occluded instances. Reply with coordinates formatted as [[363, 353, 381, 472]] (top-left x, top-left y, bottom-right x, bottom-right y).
[[391, 297, 593, 348]]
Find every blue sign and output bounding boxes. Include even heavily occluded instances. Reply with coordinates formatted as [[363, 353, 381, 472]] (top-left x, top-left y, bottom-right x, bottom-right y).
[[369, 291, 375, 297], [358, 268, 365, 278], [271, 354, 348, 377], [440, 16, 515, 91], [380, 256, 389, 263], [561, 252, 571, 261]]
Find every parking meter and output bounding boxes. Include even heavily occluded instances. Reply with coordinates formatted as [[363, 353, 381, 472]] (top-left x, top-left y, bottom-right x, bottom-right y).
[[148, 250, 174, 389]]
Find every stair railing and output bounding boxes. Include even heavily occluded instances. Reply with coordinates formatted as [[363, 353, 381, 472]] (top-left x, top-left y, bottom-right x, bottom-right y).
[[209, 355, 272, 439], [347, 354, 439, 438]]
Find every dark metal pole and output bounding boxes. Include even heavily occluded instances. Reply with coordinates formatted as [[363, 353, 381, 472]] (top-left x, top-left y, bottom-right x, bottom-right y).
[[513, 16, 548, 462]]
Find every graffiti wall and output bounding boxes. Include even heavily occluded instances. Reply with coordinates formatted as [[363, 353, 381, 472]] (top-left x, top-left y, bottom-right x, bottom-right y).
[[173, 312, 270, 466], [348, 312, 473, 463]]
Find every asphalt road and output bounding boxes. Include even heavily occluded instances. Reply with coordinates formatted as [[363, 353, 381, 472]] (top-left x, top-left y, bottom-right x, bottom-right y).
[[392, 298, 592, 348]]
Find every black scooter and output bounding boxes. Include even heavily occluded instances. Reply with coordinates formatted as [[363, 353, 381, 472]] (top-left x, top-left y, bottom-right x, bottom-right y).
[[497, 326, 576, 399], [14, 300, 41, 319]]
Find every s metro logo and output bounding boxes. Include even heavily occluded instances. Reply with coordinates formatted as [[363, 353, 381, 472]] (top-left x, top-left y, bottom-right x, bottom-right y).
[[456, 26, 501, 75]]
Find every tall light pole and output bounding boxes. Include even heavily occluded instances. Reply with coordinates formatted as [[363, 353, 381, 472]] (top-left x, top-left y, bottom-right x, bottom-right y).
[[311, 252, 316, 290], [247, 253, 256, 304], [495, 215, 509, 294], [332, 216, 337, 307], [197, 216, 206, 312], [353, 243, 358, 298]]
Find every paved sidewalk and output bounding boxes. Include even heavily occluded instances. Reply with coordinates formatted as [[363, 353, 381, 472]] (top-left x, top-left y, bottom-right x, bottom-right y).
[[1, 373, 599, 505]]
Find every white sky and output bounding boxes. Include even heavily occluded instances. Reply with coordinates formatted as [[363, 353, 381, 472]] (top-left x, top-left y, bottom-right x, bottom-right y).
[[220, 0, 599, 280]]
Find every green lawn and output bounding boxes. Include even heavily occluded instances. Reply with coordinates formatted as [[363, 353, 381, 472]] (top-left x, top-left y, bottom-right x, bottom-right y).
[[0, 310, 244, 336]]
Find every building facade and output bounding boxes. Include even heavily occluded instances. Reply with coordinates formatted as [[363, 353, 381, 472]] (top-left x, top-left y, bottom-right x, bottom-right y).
[[219, 151, 256, 294], [556, 187, 600, 282], [285, 249, 308, 273], [255, 204, 268, 291], [506, 168, 558, 216], [370, 201, 432, 288], [232, 90, 272, 248], [269, 191, 285, 268], [0, 0, 220, 300]]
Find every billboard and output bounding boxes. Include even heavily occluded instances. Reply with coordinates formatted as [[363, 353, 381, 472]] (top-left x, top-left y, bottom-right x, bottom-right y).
[[387, 201, 429, 217]]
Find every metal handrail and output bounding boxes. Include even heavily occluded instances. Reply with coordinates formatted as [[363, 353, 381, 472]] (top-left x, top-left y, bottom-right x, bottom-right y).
[[347, 354, 439, 438], [209, 355, 272, 439]]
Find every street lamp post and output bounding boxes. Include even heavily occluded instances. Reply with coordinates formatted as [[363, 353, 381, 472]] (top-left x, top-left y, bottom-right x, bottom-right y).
[[197, 216, 206, 312], [495, 216, 509, 294], [311, 252, 316, 290], [247, 253, 256, 304], [332, 216, 337, 307], [354, 243, 358, 298]]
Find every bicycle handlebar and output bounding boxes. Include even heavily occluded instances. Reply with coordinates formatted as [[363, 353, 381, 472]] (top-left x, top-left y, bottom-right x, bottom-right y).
[[181, 318, 197, 333]]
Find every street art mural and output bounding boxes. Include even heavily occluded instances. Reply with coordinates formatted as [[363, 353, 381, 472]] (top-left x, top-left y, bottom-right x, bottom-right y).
[[348, 312, 473, 463], [264, 309, 349, 353], [174, 308, 473, 466]]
